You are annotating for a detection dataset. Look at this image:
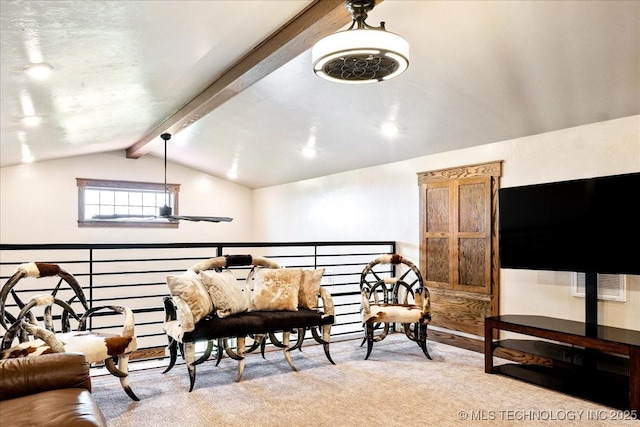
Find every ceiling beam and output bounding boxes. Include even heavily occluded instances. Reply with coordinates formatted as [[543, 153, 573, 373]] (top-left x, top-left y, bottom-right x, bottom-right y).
[[126, 0, 367, 159]]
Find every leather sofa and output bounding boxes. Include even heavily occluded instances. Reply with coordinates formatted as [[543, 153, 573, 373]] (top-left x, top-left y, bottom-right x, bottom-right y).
[[0, 352, 107, 427]]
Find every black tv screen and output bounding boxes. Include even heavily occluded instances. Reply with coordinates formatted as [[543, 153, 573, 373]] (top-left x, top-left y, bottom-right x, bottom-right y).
[[499, 172, 640, 275]]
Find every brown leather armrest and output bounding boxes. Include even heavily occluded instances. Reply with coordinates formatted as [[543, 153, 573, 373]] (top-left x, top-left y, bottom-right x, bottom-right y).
[[0, 352, 91, 401]]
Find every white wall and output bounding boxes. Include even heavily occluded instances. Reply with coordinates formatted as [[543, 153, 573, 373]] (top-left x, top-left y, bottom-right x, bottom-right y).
[[0, 150, 253, 243], [253, 115, 640, 329], [1, 116, 638, 329]]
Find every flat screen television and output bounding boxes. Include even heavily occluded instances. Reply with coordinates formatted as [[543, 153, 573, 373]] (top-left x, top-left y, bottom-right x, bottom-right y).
[[499, 172, 640, 276]]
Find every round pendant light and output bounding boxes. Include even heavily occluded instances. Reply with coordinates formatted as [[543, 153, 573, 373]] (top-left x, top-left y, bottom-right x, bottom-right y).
[[312, 0, 409, 84]]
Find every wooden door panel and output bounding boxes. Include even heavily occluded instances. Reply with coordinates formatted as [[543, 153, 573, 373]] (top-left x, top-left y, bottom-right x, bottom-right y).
[[418, 161, 502, 345], [459, 181, 487, 233], [426, 237, 449, 283], [459, 238, 487, 288], [426, 186, 449, 232], [422, 177, 491, 293]]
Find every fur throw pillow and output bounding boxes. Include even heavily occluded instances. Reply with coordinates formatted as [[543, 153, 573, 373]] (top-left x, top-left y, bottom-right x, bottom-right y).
[[249, 268, 302, 311], [298, 269, 325, 310], [199, 270, 248, 318], [166, 270, 213, 330]]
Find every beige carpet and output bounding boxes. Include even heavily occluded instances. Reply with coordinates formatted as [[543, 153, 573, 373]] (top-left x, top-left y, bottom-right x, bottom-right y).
[[91, 334, 638, 426]]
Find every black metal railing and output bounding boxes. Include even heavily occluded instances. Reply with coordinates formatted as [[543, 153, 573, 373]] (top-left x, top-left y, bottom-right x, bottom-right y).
[[0, 241, 395, 360]]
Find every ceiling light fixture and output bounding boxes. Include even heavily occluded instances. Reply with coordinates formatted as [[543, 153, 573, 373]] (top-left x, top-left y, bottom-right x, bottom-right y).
[[381, 122, 399, 137], [24, 62, 54, 80], [227, 162, 238, 180], [21, 143, 34, 163], [302, 146, 316, 158], [312, 0, 409, 84], [22, 115, 42, 127]]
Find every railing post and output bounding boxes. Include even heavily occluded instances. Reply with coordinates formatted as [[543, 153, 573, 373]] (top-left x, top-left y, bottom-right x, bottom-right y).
[[314, 245, 318, 269], [89, 248, 93, 308], [88, 248, 93, 330]]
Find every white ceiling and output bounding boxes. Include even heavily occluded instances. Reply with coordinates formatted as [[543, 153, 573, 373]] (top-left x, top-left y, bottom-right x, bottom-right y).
[[2, 0, 639, 189]]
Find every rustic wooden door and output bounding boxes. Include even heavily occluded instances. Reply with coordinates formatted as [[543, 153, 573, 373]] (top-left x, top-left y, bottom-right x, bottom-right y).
[[417, 161, 502, 349]]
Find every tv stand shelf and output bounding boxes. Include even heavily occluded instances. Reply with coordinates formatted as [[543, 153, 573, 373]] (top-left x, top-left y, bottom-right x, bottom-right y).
[[485, 315, 640, 412]]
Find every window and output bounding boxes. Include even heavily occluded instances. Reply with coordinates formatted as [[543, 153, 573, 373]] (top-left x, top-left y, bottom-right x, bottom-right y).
[[77, 178, 180, 228], [572, 273, 626, 302]]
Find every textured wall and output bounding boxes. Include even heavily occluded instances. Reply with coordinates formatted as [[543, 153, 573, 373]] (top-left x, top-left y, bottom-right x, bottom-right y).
[[252, 116, 640, 329], [1, 116, 638, 329], [0, 150, 253, 244]]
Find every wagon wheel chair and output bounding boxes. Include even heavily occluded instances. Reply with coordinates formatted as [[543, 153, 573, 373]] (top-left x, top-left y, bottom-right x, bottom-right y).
[[359, 254, 432, 360], [0, 262, 139, 401]]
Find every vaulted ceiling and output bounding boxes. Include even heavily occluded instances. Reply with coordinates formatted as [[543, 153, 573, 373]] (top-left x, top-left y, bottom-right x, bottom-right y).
[[2, 0, 639, 188]]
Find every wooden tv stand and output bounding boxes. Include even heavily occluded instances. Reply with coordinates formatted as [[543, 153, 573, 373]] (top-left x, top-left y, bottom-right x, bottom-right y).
[[485, 315, 640, 412]]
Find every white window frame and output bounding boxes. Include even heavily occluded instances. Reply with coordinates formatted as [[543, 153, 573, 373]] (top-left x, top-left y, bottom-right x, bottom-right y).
[[571, 272, 626, 302], [77, 178, 180, 228]]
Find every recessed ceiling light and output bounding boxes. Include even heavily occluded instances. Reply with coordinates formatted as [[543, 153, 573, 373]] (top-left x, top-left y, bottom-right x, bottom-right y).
[[302, 146, 316, 158], [20, 139, 34, 163], [380, 122, 399, 137], [227, 162, 238, 180], [22, 115, 42, 127], [24, 62, 54, 80]]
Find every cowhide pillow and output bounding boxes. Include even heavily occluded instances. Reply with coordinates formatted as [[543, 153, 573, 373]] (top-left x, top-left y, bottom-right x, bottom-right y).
[[249, 268, 302, 311], [199, 270, 248, 318], [298, 268, 325, 310], [166, 270, 213, 329]]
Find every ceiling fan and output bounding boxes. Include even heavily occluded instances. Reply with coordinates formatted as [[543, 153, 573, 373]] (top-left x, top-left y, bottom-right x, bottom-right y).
[[93, 133, 232, 223]]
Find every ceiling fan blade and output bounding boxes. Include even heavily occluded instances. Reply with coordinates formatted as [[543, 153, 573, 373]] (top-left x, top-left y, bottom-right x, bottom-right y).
[[165, 215, 233, 223], [92, 213, 232, 223], [92, 214, 157, 220]]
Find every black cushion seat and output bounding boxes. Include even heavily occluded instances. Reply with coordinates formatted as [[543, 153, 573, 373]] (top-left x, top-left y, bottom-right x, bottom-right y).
[[250, 309, 334, 333], [184, 309, 333, 341], [184, 312, 266, 342]]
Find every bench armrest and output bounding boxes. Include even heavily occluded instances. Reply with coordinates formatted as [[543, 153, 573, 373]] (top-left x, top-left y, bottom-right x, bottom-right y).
[[163, 294, 196, 339]]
